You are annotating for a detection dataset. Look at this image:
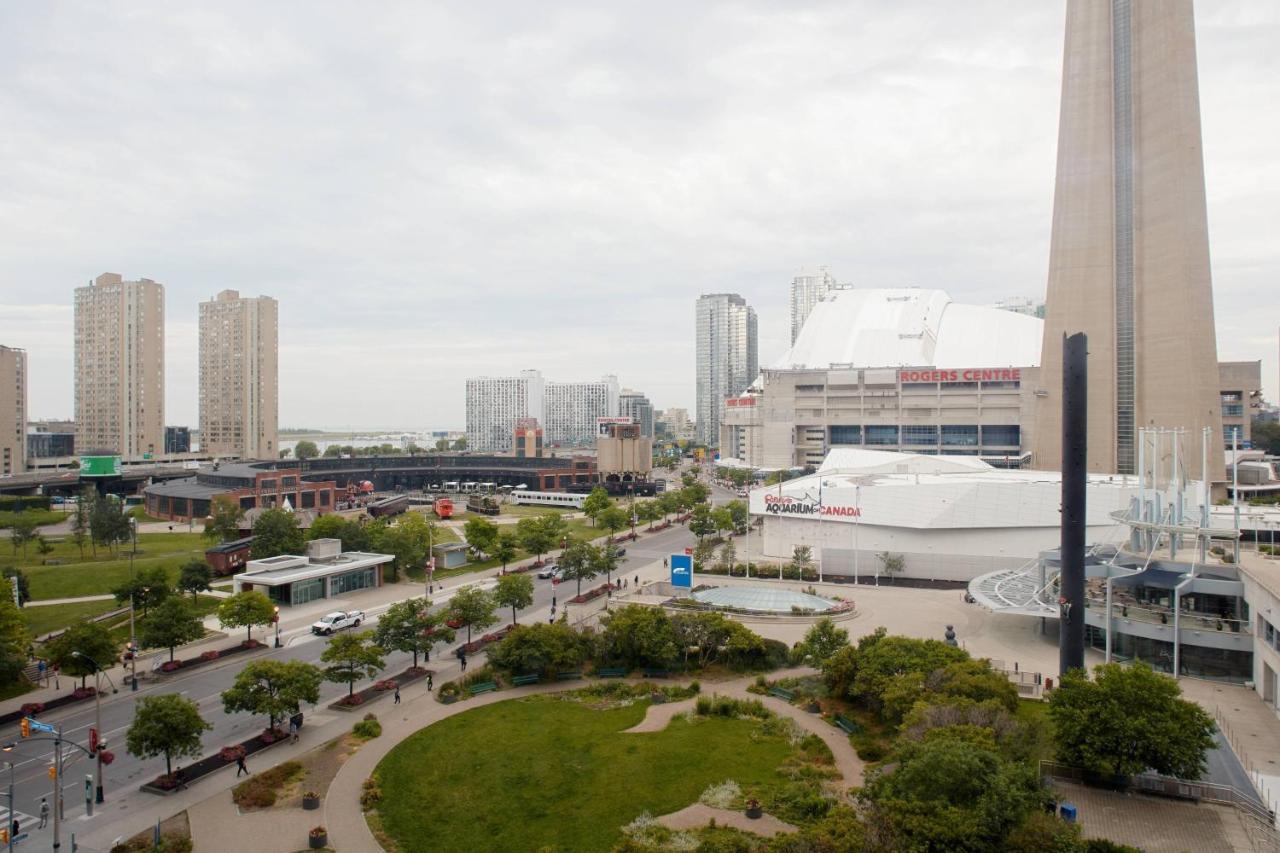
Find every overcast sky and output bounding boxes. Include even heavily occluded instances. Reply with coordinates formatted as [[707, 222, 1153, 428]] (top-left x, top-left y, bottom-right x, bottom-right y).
[[2, 1, 1277, 430]]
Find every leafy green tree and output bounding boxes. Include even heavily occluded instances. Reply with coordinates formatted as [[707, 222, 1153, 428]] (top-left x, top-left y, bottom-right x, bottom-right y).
[[717, 539, 736, 574], [635, 500, 660, 529], [1050, 662, 1216, 779], [307, 514, 372, 551], [204, 495, 245, 543], [688, 504, 715, 539], [726, 499, 749, 534], [9, 514, 38, 558], [1252, 418, 1280, 456], [592, 542, 620, 587], [681, 481, 710, 506], [558, 540, 599, 596], [69, 496, 90, 558], [657, 492, 681, 521], [691, 537, 716, 570], [598, 505, 629, 540], [463, 517, 499, 557], [2, 568, 29, 608], [221, 659, 323, 730], [112, 565, 172, 616], [140, 597, 206, 662], [710, 506, 735, 538], [671, 611, 736, 668], [794, 617, 849, 666], [850, 634, 969, 719], [45, 621, 117, 688], [516, 515, 556, 562], [250, 508, 304, 559], [452, 437, 467, 451], [373, 597, 453, 668], [791, 545, 814, 575], [88, 494, 131, 553], [320, 631, 386, 697], [494, 573, 535, 625], [126, 693, 212, 776], [0, 597, 30, 684], [217, 590, 277, 644], [537, 512, 569, 549], [433, 438, 450, 452], [446, 584, 498, 643], [487, 623, 590, 676], [599, 604, 679, 669], [323, 444, 343, 457], [177, 558, 214, 600], [492, 531, 519, 572], [581, 487, 612, 527], [372, 513, 434, 581], [293, 440, 320, 460]]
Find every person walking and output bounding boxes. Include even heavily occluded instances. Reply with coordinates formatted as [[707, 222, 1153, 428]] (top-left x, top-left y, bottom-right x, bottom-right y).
[[460, 655, 468, 673], [394, 685, 401, 704], [51, 662, 60, 689], [11, 817, 18, 840], [236, 754, 249, 777], [635, 574, 640, 586], [427, 673, 434, 691], [36, 658, 46, 685], [38, 798, 49, 829], [289, 718, 299, 744]]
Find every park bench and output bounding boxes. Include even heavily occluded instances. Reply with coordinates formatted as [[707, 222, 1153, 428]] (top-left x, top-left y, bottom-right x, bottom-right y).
[[768, 686, 796, 702], [512, 674, 540, 686], [596, 667, 628, 678], [555, 671, 583, 681], [642, 669, 670, 678], [833, 714, 860, 735], [468, 682, 498, 696]]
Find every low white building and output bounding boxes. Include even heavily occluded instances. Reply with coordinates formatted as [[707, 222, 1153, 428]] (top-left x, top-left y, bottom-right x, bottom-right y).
[[750, 449, 1141, 583], [233, 539, 393, 606]]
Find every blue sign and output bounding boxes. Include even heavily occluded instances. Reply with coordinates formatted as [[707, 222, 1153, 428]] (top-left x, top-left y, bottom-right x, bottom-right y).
[[670, 554, 693, 588], [26, 717, 55, 734]]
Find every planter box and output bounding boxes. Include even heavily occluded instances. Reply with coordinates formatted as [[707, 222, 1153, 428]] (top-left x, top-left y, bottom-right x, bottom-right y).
[[0, 688, 99, 727], [327, 666, 431, 712], [309, 831, 328, 849], [568, 583, 615, 605], [140, 727, 288, 795], [303, 795, 321, 811], [452, 625, 515, 657], [152, 639, 267, 679]]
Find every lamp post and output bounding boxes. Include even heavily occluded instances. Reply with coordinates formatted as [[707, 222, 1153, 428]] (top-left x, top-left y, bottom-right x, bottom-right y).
[[3, 753, 14, 853], [128, 517, 139, 691], [69, 652, 107, 804], [273, 606, 282, 648]]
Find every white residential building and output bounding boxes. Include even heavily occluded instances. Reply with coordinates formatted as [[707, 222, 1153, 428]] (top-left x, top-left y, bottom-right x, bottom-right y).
[[696, 293, 757, 447], [789, 267, 850, 345], [543, 375, 619, 447], [465, 370, 545, 452]]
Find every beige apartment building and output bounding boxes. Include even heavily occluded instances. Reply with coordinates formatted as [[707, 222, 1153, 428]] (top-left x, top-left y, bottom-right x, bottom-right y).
[[0, 345, 27, 475], [199, 290, 279, 460], [1220, 361, 1263, 449], [74, 273, 165, 458]]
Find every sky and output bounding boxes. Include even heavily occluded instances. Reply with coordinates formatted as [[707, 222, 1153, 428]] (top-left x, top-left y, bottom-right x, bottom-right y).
[[2, 1, 1277, 431]]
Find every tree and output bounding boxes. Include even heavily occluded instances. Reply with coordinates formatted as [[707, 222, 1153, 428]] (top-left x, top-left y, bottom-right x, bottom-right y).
[[279, 448, 292, 459], [69, 496, 90, 558], [452, 437, 468, 451], [711, 506, 735, 538], [126, 694, 212, 777], [446, 584, 498, 643], [139, 597, 206, 662], [463, 517, 499, 558], [221, 659, 323, 730], [726, 499, 749, 534], [598, 506, 629, 540], [433, 438, 450, 452], [599, 605, 679, 670], [9, 514, 38, 558], [45, 622, 117, 688], [204, 495, 245, 543], [558, 540, 599, 597], [0, 597, 30, 684], [293, 440, 320, 460], [717, 539, 737, 574], [792, 545, 814, 575], [373, 597, 453, 668], [516, 516, 555, 562], [88, 494, 131, 553], [217, 590, 277, 644], [636, 500, 660, 530], [250, 508, 304, 559], [494, 573, 535, 626], [581, 487, 613, 527], [323, 444, 343, 457], [877, 551, 905, 582], [112, 565, 172, 617], [592, 543, 620, 587], [1049, 662, 1216, 779], [373, 514, 434, 581], [688, 504, 715, 539], [537, 512, 569, 549], [492, 532, 519, 572], [177, 559, 214, 600], [2, 568, 30, 608], [487, 623, 590, 676], [320, 631, 386, 697], [794, 617, 849, 666]]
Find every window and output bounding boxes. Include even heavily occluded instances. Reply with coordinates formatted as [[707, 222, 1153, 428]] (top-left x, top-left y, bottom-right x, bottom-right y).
[[942, 425, 979, 446], [1223, 404, 1244, 417], [795, 384, 825, 393], [829, 425, 862, 445], [981, 425, 1020, 447], [282, 476, 297, 487], [865, 425, 899, 445], [901, 425, 938, 445], [319, 491, 330, 506], [259, 479, 277, 492], [332, 567, 377, 596], [980, 380, 1020, 390], [301, 491, 316, 508]]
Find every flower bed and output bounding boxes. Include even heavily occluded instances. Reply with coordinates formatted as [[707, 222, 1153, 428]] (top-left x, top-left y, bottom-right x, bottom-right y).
[[569, 583, 617, 605], [327, 666, 431, 712], [453, 625, 515, 657], [1, 687, 99, 727], [140, 727, 288, 795], [152, 639, 266, 678], [648, 521, 672, 532], [614, 532, 638, 542]]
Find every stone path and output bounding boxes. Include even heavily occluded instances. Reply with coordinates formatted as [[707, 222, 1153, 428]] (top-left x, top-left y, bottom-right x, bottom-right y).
[[656, 803, 797, 838], [187, 790, 322, 853], [623, 697, 696, 732]]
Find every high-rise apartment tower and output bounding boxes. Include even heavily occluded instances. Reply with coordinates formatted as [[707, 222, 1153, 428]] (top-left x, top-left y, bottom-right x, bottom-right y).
[[696, 293, 758, 446], [543, 375, 619, 447], [0, 346, 26, 475], [1034, 0, 1223, 482], [74, 273, 165, 458], [199, 290, 279, 459], [466, 370, 545, 452], [789, 267, 848, 345], [618, 389, 655, 439]]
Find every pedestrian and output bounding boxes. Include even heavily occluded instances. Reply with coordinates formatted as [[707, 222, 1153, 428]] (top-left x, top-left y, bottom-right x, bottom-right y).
[[52, 662, 60, 690], [394, 685, 401, 704], [174, 767, 188, 790], [37, 658, 46, 685], [236, 754, 249, 777], [289, 718, 299, 744], [38, 798, 49, 829], [427, 673, 434, 691], [460, 655, 468, 673], [11, 818, 18, 840], [635, 574, 640, 586], [552, 594, 556, 608]]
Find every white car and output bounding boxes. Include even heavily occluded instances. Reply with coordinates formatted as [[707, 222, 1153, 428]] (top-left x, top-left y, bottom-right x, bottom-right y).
[[311, 610, 364, 635], [536, 564, 559, 579]]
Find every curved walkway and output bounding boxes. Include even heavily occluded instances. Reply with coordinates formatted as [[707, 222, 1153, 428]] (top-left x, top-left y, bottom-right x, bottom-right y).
[[324, 668, 863, 853]]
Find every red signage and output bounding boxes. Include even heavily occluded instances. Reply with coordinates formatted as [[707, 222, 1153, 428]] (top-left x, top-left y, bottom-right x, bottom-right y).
[[899, 368, 1021, 384], [762, 494, 861, 518], [684, 547, 693, 556], [725, 397, 756, 407]]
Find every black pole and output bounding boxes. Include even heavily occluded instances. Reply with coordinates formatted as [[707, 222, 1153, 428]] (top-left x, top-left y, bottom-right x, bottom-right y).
[[1059, 332, 1088, 677]]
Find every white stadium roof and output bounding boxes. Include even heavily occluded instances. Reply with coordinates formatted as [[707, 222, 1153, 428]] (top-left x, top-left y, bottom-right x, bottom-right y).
[[774, 288, 1043, 370]]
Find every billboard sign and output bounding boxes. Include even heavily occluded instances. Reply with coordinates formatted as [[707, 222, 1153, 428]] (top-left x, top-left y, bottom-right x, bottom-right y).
[[79, 454, 122, 478], [670, 553, 693, 588], [597, 416, 634, 436]]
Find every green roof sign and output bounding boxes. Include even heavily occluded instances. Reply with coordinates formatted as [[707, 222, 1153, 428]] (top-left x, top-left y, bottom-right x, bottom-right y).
[[80, 455, 122, 477]]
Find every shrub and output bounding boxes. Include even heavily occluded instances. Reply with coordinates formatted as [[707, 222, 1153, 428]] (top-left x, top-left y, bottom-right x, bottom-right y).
[[219, 745, 247, 762], [353, 718, 382, 740], [160, 661, 182, 672], [338, 694, 366, 707], [200, 650, 220, 661], [70, 686, 98, 701], [460, 664, 499, 689], [374, 679, 398, 691], [232, 761, 302, 809], [360, 777, 382, 810], [695, 695, 771, 719], [698, 780, 743, 809], [20, 702, 45, 715]]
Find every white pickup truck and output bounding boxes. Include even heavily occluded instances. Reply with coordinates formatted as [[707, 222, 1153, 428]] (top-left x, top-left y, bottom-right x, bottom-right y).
[[311, 610, 365, 635]]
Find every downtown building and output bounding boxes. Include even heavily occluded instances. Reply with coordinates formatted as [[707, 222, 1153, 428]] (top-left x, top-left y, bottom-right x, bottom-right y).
[[0, 345, 26, 475], [199, 289, 279, 460], [466, 370, 545, 452], [543, 375, 619, 447], [618, 388, 655, 439], [789, 267, 850, 345], [74, 273, 165, 459], [696, 293, 757, 447]]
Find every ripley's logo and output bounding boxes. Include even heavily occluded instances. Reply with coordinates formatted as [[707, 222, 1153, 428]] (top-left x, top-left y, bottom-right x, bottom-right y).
[[763, 494, 861, 518]]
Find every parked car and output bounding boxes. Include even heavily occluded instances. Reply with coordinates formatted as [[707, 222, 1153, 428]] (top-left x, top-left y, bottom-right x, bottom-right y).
[[310, 610, 365, 635], [536, 563, 559, 579]]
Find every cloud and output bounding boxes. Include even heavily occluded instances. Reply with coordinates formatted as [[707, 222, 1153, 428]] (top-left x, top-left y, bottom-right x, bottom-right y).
[[1, 1, 1276, 428]]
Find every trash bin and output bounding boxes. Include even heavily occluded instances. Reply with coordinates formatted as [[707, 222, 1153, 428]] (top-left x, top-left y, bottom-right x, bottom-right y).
[[1060, 803, 1077, 823]]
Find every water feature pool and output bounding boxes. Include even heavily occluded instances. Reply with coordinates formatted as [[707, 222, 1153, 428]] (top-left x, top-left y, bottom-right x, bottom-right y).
[[690, 586, 836, 614]]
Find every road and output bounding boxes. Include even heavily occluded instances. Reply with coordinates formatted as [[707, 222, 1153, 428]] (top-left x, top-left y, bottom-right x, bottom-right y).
[[1, 517, 701, 847]]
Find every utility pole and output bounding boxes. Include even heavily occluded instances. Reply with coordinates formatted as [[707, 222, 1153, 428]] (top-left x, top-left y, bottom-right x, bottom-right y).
[[129, 517, 139, 691]]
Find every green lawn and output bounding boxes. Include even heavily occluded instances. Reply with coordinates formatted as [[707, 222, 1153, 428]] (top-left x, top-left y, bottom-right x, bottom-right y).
[[372, 695, 795, 852], [496, 504, 574, 518], [4, 532, 208, 600], [0, 509, 67, 529], [21, 599, 123, 638]]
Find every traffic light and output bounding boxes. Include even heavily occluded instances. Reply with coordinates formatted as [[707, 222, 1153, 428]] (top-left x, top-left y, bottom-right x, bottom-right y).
[[47, 765, 56, 780], [1, 827, 9, 843], [19, 717, 30, 738], [90, 727, 99, 754]]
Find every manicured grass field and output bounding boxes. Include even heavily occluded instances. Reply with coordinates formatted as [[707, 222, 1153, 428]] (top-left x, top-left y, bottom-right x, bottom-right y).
[[372, 696, 795, 852], [496, 504, 574, 518], [6, 533, 207, 600], [21, 599, 123, 638], [0, 509, 67, 529]]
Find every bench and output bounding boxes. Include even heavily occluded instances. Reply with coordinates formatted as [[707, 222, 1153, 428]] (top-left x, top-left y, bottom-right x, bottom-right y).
[[596, 667, 628, 678], [468, 682, 498, 696], [642, 669, 670, 679], [768, 686, 797, 702], [555, 671, 583, 681], [512, 674, 540, 686], [833, 714, 860, 735]]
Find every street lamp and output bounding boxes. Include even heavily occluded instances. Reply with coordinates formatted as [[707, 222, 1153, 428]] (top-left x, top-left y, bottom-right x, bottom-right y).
[[70, 651, 115, 805], [2, 751, 14, 853], [273, 606, 282, 648], [128, 516, 139, 691]]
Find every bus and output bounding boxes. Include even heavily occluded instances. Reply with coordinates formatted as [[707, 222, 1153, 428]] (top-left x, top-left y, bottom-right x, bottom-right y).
[[510, 491, 587, 509]]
